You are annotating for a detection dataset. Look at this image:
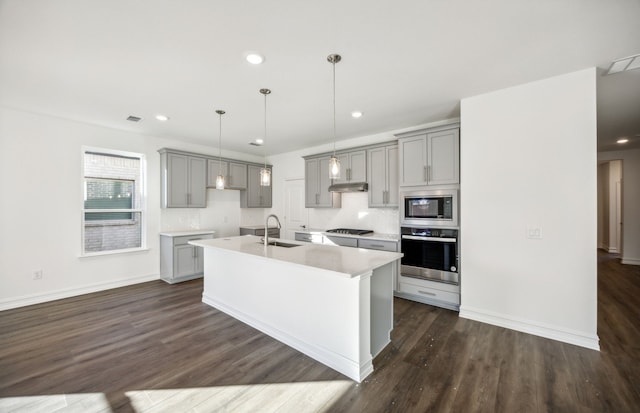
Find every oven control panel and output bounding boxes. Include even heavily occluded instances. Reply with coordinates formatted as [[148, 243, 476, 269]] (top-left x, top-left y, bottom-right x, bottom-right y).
[[401, 227, 457, 238]]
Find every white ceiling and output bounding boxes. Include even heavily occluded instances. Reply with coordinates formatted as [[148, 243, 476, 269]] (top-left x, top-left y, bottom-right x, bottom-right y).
[[1, 0, 639, 155]]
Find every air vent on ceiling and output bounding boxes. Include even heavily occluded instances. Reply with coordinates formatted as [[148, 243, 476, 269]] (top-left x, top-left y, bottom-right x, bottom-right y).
[[126, 115, 142, 122], [607, 53, 640, 75], [249, 142, 262, 146]]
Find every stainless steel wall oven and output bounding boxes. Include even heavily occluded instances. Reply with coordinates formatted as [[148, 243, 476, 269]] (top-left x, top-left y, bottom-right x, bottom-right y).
[[400, 226, 459, 284]]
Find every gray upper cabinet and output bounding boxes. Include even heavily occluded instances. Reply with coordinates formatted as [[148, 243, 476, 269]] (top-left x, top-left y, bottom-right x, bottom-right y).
[[333, 150, 366, 184], [227, 161, 248, 189], [305, 156, 341, 208], [398, 125, 460, 187], [160, 149, 207, 208], [207, 159, 247, 190], [207, 159, 228, 187], [367, 144, 399, 207], [240, 164, 272, 208]]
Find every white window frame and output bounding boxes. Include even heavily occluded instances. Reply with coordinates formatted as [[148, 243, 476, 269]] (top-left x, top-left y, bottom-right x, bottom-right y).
[[81, 146, 147, 257]]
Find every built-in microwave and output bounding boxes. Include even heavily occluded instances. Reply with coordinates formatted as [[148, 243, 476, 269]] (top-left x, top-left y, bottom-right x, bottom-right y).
[[400, 188, 458, 227]]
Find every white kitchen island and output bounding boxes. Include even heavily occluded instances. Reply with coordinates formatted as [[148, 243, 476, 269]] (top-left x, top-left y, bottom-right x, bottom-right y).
[[189, 235, 403, 382]]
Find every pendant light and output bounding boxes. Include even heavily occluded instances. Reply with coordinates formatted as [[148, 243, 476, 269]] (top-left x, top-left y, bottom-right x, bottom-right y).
[[328, 53, 341, 180], [259, 88, 272, 186], [215, 110, 226, 190]]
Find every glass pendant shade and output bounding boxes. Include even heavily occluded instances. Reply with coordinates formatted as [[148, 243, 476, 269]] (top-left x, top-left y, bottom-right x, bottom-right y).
[[260, 167, 271, 186], [329, 155, 341, 179], [215, 174, 225, 190]]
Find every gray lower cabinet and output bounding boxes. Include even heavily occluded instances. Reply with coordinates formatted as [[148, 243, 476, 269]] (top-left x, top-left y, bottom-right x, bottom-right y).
[[160, 232, 214, 283], [160, 150, 207, 208], [325, 235, 358, 248], [240, 165, 272, 208], [239, 226, 280, 237]]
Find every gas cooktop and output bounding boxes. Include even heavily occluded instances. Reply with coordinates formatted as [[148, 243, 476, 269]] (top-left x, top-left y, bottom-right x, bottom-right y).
[[325, 228, 374, 235]]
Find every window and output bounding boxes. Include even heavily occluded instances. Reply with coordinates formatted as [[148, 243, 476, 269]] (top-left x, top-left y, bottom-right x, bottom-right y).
[[82, 148, 146, 255]]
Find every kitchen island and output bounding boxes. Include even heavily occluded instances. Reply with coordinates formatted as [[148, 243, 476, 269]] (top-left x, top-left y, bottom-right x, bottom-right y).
[[189, 235, 402, 382]]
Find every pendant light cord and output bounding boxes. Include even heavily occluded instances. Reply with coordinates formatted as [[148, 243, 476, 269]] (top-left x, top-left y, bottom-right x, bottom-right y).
[[264, 92, 267, 167], [332, 60, 336, 156], [218, 113, 223, 175]]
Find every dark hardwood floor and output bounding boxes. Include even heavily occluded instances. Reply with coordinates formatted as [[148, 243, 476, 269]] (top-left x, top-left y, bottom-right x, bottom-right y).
[[1, 252, 638, 412]]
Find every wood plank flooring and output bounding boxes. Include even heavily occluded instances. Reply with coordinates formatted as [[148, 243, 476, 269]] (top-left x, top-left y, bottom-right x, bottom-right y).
[[1, 252, 638, 412]]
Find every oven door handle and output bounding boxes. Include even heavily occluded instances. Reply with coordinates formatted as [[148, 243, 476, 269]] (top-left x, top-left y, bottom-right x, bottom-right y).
[[401, 235, 457, 242]]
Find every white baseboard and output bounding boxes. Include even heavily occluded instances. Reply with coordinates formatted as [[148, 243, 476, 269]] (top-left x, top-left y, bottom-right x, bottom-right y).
[[621, 257, 640, 265], [0, 274, 160, 311], [203, 293, 371, 382], [459, 305, 600, 351]]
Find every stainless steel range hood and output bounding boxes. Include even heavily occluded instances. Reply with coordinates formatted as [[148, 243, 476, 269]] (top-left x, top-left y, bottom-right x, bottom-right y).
[[328, 182, 369, 192]]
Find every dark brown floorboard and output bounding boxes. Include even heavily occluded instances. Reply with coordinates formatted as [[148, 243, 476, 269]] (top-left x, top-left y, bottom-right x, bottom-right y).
[[1, 252, 639, 412]]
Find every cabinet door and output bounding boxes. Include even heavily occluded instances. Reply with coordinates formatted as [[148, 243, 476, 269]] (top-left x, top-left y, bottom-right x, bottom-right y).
[[332, 151, 366, 183], [188, 157, 207, 207], [167, 153, 189, 207], [305, 158, 320, 207], [427, 129, 459, 185], [316, 156, 334, 206], [228, 162, 248, 189], [242, 165, 272, 208], [174, 244, 196, 278], [348, 150, 367, 182], [399, 135, 427, 187], [207, 159, 229, 188], [246, 165, 261, 207], [386, 145, 399, 206], [367, 147, 387, 207]]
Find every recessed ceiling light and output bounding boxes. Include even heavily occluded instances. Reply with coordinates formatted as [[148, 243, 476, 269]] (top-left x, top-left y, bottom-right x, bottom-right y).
[[155, 114, 169, 121], [617, 138, 629, 144], [351, 111, 363, 118], [245, 53, 265, 65], [255, 138, 264, 144]]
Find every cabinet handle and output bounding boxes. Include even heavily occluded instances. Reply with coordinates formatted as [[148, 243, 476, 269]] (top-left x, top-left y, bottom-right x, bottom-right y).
[[192, 247, 197, 258], [348, 168, 351, 181], [418, 290, 436, 296], [316, 193, 319, 204], [383, 190, 387, 204], [370, 244, 385, 248], [423, 166, 427, 182], [427, 165, 431, 182]]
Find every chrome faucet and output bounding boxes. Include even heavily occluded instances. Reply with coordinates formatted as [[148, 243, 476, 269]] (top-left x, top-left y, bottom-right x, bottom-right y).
[[264, 214, 282, 246]]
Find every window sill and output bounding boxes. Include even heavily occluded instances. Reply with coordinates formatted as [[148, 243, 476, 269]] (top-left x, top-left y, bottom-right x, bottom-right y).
[[80, 247, 150, 258]]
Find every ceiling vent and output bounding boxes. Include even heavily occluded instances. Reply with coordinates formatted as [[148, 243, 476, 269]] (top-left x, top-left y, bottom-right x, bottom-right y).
[[249, 142, 262, 146], [607, 53, 640, 75], [126, 115, 142, 122]]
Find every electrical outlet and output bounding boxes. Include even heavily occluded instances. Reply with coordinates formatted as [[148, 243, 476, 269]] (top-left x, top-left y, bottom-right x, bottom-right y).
[[526, 227, 543, 240], [33, 270, 43, 280]]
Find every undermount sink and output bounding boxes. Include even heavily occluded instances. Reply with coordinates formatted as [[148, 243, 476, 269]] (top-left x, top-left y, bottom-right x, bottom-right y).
[[260, 241, 301, 248]]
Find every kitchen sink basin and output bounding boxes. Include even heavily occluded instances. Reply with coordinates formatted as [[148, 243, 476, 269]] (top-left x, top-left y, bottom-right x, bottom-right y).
[[260, 241, 301, 248]]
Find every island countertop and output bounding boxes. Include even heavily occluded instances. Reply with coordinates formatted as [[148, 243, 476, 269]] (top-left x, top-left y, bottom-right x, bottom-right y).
[[190, 235, 402, 278]]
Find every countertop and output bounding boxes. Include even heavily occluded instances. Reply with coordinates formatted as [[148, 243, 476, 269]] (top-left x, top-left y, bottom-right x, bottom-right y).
[[159, 229, 216, 237], [294, 228, 400, 242], [190, 235, 402, 278]]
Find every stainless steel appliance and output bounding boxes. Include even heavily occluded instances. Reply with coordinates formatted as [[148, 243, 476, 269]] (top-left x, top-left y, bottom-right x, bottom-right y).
[[326, 228, 373, 235], [400, 226, 459, 284], [400, 188, 458, 227]]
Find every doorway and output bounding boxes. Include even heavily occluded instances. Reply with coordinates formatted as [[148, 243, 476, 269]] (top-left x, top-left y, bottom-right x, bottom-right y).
[[597, 160, 623, 254], [283, 178, 308, 240]]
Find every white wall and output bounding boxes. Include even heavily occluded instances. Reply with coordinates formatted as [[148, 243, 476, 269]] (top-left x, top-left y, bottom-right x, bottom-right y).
[[0, 106, 261, 309], [599, 148, 640, 265], [459, 68, 599, 350]]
